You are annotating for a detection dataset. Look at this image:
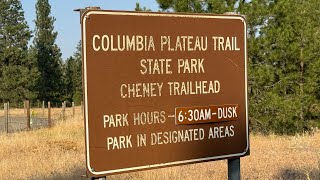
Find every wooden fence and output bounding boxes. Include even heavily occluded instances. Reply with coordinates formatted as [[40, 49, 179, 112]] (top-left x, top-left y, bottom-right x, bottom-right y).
[[0, 100, 84, 134]]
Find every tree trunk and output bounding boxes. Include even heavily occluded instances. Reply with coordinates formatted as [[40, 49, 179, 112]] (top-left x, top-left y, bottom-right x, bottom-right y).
[[300, 46, 305, 128]]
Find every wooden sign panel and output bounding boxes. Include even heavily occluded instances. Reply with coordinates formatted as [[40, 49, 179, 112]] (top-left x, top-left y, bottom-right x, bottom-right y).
[[81, 10, 249, 177]]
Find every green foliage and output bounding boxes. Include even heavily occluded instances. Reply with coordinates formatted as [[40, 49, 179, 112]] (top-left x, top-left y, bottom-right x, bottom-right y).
[[135, 2, 152, 12], [155, 0, 320, 134], [62, 56, 74, 102], [73, 41, 83, 97], [72, 91, 82, 106], [62, 41, 82, 105], [0, 0, 39, 104], [206, 0, 237, 13], [249, 0, 320, 134], [32, 0, 63, 104], [157, 0, 205, 12]]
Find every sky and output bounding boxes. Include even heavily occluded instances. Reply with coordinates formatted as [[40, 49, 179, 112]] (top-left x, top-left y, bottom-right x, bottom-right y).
[[21, 0, 159, 60]]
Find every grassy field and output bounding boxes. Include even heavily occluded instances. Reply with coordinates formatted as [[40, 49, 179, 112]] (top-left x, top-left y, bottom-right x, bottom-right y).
[[0, 114, 319, 180]]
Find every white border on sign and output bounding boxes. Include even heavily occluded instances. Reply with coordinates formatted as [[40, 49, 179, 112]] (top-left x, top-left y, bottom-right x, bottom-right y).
[[82, 11, 248, 176]]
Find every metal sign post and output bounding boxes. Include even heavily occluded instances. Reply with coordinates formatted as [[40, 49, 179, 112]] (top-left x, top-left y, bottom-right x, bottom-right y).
[[228, 158, 240, 180]]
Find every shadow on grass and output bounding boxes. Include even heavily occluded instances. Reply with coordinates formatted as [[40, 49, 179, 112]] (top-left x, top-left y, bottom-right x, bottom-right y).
[[275, 168, 319, 180], [37, 167, 143, 180], [34, 167, 86, 180]]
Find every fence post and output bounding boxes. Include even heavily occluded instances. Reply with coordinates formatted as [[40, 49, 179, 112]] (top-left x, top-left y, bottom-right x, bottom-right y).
[[62, 101, 66, 120], [26, 100, 30, 130], [81, 101, 83, 116], [4, 103, 8, 133], [24, 100, 26, 114], [42, 101, 45, 116], [7, 102, 9, 124], [72, 102, 75, 118], [48, 101, 51, 128]]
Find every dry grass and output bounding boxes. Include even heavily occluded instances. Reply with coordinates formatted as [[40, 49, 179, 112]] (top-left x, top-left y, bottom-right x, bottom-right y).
[[0, 115, 319, 180], [0, 114, 85, 180]]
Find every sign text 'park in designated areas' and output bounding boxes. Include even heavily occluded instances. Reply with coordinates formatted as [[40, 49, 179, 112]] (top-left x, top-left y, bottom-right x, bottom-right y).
[[82, 10, 248, 177]]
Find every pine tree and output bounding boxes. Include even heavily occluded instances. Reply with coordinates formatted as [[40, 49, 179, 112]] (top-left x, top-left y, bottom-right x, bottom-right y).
[[135, 2, 152, 12], [154, 0, 320, 134], [72, 41, 83, 105], [62, 41, 82, 105], [250, 0, 320, 134], [63, 56, 75, 102], [157, 0, 205, 12], [32, 0, 63, 103], [0, 0, 39, 105], [235, 0, 274, 133]]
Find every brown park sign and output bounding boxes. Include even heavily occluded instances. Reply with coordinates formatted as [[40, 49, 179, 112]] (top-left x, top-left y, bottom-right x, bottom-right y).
[[81, 10, 249, 177]]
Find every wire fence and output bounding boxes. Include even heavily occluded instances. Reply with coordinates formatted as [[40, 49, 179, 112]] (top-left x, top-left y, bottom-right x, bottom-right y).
[[0, 101, 84, 134]]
